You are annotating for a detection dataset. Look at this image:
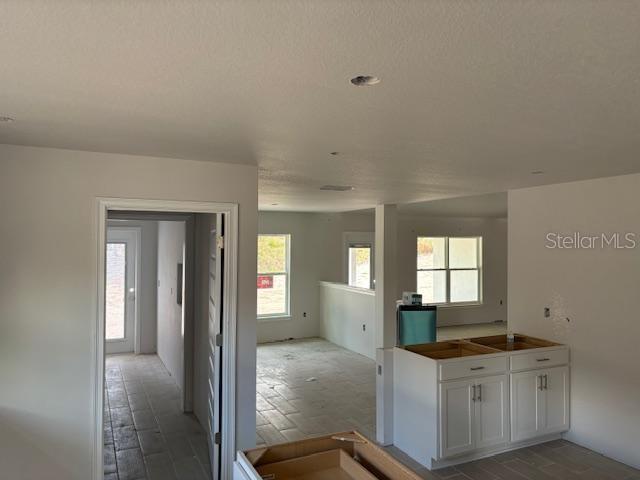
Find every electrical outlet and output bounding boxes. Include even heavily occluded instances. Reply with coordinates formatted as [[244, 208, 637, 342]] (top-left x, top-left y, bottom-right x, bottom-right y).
[[303, 312, 307, 317], [362, 324, 366, 331], [544, 307, 550, 318]]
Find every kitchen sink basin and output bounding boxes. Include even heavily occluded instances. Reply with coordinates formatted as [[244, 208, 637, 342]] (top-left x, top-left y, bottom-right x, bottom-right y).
[[469, 334, 560, 352]]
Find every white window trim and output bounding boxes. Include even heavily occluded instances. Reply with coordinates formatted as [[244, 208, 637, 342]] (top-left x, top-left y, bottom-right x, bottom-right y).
[[342, 232, 375, 289], [347, 242, 374, 290], [257, 234, 291, 320], [416, 236, 483, 306]]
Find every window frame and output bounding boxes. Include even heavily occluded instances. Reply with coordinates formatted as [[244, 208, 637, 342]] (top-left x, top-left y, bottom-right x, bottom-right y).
[[257, 234, 291, 320], [347, 242, 374, 290], [416, 236, 483, 306]]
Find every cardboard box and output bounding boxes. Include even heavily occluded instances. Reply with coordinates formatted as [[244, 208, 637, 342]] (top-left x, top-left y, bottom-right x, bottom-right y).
[[234, 431, 422, 480]]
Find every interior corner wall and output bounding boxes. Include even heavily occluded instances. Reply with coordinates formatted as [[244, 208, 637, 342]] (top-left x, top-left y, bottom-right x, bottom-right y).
[[396, 216, 508, 326], [508, 173, 640, 469], [0, 144, 258, 480], [257, 211, 374, 343], [107, 219, 159, 354], [156, 220, 187, 394]]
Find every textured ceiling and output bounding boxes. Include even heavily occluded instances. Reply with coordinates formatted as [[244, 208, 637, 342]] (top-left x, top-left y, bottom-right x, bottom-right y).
[[2, 2, 640, 211], [399, 192, 507, 218]]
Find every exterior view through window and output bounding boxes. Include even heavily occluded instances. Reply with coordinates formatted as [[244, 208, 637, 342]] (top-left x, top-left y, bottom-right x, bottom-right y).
[[348, 244, 372, 289], [417, 236, 481, 304], [105, 242, 126, 339], [257, 234, 290, 317]]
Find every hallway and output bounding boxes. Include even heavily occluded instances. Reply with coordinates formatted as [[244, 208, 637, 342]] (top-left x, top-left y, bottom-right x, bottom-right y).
[[104, 354, 210, 480]]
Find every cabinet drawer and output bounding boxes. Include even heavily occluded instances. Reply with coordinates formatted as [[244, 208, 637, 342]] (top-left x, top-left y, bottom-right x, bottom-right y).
[[439, 356, 507, 381], [510, 348, 569, 371]]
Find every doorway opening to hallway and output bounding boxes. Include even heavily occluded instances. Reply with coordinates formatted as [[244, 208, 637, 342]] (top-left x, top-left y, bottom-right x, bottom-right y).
[[95, 200, 238, 480]]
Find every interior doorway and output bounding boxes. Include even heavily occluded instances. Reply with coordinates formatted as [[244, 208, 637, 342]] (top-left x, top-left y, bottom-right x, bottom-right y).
[[94, 199, 238, 480]]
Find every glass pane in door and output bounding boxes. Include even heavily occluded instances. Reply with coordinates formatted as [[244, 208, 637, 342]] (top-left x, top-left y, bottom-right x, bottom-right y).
[[106, 243, 126, 340]]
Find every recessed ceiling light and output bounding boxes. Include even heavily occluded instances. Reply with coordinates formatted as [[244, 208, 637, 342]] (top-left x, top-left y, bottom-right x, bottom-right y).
[[0, 116, 15, 123], [531, 170, 544, 175], [320, 185, 354, 192], [350, 75, 381, 87]]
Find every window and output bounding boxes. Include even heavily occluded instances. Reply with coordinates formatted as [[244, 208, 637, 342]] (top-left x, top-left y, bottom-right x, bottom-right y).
[[417, 236, 482, 305], [105, 243, 126, 339], [348, 243, 372, 289], [257, 234, 290, 318]]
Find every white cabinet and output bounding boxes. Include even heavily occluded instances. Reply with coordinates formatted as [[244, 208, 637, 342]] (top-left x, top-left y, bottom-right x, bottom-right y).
[[475, 375, 509, 449], [440, 375, 508, 459], [393, 341, 569, 470], [511, 366, 569, 442], [440, 379, 475, 458], [540, 366, 570, 435]]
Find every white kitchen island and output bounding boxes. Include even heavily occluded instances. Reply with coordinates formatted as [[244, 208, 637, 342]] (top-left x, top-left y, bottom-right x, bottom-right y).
[[393, 334, 570, 470]]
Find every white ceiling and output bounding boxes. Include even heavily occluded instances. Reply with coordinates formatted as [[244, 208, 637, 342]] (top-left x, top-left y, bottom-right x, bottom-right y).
[[2, 2, 640, 211], [399, 192, 507, 218]]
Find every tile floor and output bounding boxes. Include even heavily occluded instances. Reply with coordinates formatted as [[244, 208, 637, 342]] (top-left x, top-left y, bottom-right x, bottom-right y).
[[255, 337, 377, 445], [254, 324, 507, 447], [104, 354, 211, 480], [387, 439, 640, 480], [256, 326, 640, 479]]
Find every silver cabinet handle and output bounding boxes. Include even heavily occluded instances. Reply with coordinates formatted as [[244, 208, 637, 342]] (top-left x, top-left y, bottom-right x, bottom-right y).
[[536, 358, 550, 362], [538, 375, 543, 390], [477, 384, 482, 402], [472, 385, 477, 402], [470, 366, 485, 371], [544, 374, 548, 390]]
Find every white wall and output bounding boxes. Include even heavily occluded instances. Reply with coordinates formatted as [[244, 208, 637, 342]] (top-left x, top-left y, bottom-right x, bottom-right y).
[[397, 216, 508, 326], [508, 173, 640, 469], [319, 282, 376, 359], [0, 144, 257, 480], [107, 219, 158, 354], [257, 211, 374, 343], [157, 221, 186, 393]]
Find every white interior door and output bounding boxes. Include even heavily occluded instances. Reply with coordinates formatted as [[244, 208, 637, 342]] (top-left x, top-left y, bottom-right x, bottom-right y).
[[207, 214, 223, 479], [105, 228, 138, 354]]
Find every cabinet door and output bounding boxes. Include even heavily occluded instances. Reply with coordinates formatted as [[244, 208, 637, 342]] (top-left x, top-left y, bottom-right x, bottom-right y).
[[439, 379, 475, 458], [511, 370, 543, 442], [475, 375, 509, 449], [540, 366, 570, 435]]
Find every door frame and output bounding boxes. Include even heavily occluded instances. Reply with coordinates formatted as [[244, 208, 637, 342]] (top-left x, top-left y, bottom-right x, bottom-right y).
[[104, 225, 142, 355], [93, 198, 239, 480]]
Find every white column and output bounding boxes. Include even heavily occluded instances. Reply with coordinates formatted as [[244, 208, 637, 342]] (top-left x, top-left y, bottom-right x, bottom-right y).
[[374, 204, 397, 445]]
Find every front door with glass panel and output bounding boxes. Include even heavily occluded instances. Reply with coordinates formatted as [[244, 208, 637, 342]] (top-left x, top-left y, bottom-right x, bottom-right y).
[[105, 228, 137, 354]]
